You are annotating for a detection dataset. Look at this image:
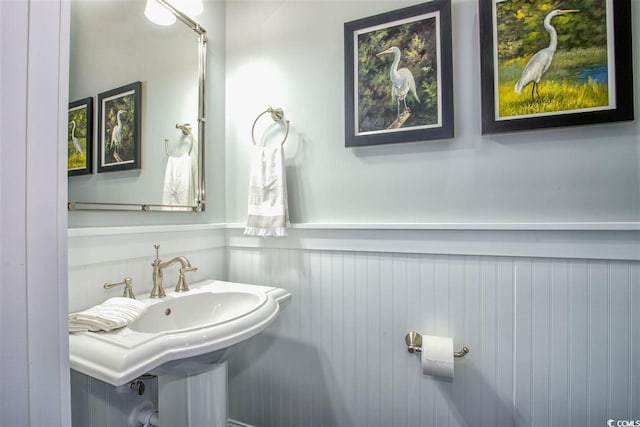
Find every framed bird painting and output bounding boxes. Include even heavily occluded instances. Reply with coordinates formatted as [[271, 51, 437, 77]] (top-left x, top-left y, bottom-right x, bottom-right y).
[[68, 97, 93, 177], [97, 81, 142, 172], [344, 0, 454, 147], [479, 0, 634, 134]]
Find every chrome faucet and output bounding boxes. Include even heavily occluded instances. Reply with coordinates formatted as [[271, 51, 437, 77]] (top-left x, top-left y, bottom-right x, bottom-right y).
[[150, 244, 198, 298]]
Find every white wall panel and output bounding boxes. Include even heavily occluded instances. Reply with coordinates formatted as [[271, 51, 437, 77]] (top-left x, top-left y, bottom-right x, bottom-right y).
[[1, 0, 71, 425], [228, 247, 639, 427], [68, 226, 226, 311]]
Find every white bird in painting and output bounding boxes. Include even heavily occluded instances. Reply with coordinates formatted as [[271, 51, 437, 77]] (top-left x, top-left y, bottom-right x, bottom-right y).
[[110, 110, 125, 162], [377, 46, 420, 117], [515, 9, 579, 100], [69, 120, 83, 155]]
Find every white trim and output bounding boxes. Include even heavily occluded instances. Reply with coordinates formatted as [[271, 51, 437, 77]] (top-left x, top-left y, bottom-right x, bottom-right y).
[[228, 420, 256, 427], [67, 221, 640, 237], [68, 221, 640, 238], [68, 222, 227, 238], [227, 227, 639, 261], [227, 221, 640, 231], [68, 222, 640, 261]]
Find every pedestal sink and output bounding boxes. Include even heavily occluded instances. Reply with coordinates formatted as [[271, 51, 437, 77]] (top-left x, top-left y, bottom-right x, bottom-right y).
[[69, 279, 291, 426]]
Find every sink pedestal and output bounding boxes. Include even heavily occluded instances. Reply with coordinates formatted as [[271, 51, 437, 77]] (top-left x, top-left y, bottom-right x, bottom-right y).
[[158, 362, 227, 427]]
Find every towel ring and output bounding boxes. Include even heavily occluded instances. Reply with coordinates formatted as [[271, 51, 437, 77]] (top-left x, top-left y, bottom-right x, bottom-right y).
[[251, 107, 290, 146], [164, 123, 195, 156]]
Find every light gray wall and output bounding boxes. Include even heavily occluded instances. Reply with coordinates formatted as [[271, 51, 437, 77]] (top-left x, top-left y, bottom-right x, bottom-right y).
[[224, 0, 640, 224]]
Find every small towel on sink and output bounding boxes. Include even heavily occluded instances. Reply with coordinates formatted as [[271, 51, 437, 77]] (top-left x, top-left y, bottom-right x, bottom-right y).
[[68, 297, 147, 333]]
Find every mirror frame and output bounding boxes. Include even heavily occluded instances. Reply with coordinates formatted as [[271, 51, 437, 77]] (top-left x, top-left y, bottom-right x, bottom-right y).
[[68, 0, 207, 213]]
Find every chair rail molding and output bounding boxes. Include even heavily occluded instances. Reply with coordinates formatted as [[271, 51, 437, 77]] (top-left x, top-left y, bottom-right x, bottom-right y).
[[226, 222, 640, 261]]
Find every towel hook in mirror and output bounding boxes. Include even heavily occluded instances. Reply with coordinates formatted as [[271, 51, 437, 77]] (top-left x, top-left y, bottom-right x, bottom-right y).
[[251, 107, 290, 146]]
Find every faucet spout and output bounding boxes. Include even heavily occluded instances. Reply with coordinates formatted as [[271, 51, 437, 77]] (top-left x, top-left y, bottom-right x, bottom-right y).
[[159, 256, 192, 271]]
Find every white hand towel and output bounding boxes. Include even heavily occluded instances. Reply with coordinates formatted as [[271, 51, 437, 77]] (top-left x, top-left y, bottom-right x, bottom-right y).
[[69, 297, 147, 333], [244, 144, 290, 237], [162, 154, 195, 207]]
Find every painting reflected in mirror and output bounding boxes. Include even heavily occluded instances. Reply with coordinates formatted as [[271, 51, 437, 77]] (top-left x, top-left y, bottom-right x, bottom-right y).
[[97, 82, 141, 173], [68, 97, 93, 177]]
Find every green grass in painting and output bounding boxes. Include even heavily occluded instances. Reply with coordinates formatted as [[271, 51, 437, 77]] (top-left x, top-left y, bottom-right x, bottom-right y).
[[498, 47, 609, 117], [68, 140, 87, 169], [499, 78, 608, 117]]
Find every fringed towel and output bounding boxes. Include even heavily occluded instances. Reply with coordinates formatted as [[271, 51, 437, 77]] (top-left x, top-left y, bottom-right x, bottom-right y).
[[162, 153, 195, 207], [69, 297, 147, 333], [244, 144, 290, 237]]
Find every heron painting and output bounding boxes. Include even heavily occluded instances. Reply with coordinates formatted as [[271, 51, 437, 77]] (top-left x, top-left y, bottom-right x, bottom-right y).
[[486, 0, 616, 123], [97, 81, 141, 172], [357, 15, 437, 133], [514, 9, 580, 101], [68, 97, 93, 176], [344, 0, 454, 147], [376, 46, 421, 121]]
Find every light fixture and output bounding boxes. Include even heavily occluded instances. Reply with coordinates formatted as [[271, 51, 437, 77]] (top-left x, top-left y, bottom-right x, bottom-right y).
[[144, 0, 176, 26], [178, 0, 203, 18], [144, 0, 203, 25]]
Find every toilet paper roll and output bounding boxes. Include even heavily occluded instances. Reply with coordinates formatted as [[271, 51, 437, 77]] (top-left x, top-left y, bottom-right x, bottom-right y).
[[421, 334, 454, 378]]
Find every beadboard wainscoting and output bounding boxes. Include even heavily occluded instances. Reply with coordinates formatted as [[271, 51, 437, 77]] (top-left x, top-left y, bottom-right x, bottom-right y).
[[66, 224, 640, 427], [226, 226, 640, 427]]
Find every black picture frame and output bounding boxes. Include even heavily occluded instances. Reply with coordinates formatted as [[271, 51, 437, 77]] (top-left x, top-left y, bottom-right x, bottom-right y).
[[97, 81, 142, 172], [344, 0, 454, 147], [68, 97, 93, 176], [479, 0, 634, 135]]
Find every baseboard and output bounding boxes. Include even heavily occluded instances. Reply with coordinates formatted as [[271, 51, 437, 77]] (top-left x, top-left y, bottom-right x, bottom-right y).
[[228, 420, 256, 427]]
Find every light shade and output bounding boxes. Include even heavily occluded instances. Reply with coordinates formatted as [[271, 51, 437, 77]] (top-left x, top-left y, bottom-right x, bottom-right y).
[[144, 0, 176, 26], [144, 0, 203, 26]]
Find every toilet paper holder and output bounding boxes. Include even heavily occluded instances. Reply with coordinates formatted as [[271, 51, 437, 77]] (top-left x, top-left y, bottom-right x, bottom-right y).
[[405, 331, 469, 358]]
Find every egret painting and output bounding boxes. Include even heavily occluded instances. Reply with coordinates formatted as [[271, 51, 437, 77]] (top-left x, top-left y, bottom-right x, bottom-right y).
[[344, 0, 454, 147], [376, 46, 422, 122], [97, 82, 141, 172], [68, 97, 93, 176], [479, 0, 634, 134]]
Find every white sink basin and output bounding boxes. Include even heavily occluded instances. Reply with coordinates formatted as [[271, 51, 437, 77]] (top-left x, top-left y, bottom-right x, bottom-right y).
[[69, 280, 290, 386], [129, 291, 262, 334]]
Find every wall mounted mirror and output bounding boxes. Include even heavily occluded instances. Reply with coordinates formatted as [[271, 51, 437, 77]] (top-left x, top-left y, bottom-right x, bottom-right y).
[[67, 0, 207, 212]]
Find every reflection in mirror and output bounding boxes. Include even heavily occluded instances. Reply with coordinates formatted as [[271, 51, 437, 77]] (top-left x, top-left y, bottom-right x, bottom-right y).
[[68, 0, 206, 212]]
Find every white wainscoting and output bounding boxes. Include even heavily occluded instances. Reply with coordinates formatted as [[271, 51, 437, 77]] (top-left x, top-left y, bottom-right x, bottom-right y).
[[66, 223, 640, 427], [227, 238, 639, 427]]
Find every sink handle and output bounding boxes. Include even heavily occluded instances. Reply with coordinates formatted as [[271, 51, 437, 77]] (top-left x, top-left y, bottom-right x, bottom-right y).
[[175, 266, 198, 293], [104, 277, 136, 299]]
